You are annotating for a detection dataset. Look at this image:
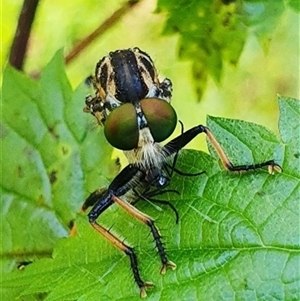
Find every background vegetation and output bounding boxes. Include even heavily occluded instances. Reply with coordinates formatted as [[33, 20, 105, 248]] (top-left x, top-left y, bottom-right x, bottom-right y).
[[2, 0, 299, 143], [1, 0, 299, 300]]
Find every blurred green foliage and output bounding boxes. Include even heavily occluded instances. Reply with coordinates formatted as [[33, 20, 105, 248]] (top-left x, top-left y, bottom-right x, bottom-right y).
[[1, 1, 300, 300], [2, 0, 299, 152]]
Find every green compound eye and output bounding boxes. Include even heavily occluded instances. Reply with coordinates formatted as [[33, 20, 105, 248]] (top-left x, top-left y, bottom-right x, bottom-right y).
[[140, 98, 177, 142], [104, 99, 177, 150], [104, 103, 138, 150]]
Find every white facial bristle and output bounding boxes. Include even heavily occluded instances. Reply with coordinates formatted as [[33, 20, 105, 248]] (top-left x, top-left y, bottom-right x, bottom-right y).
[[124, 128, 166, 169]]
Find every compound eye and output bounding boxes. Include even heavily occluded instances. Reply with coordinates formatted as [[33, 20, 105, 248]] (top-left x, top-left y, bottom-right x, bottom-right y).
[[140, 98, 177, 142], [104, 103, 138, 150]]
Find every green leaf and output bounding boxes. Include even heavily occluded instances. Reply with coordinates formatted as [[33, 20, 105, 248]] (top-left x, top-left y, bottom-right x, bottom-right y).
[[242, 0, 285, 53], [278, 95, 300, 177], [1, 51, 119, 299], [1, 58, 299, 301], [156, 0, 290, 99], [286, 0, 300, 12]]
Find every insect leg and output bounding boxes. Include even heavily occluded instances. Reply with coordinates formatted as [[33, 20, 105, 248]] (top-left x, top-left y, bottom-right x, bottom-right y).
[[81, 188, 108, 211], [144, 197, 180, 224], [163, 125, 282, 174], [87, 189, 153, 298], [111, 194, 177, 275], [133, 188, 180, 224]]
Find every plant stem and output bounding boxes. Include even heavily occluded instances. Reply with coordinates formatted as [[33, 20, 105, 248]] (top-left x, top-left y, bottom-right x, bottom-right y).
[[65, 0, 140, 65], [9, 0, 40, 70]]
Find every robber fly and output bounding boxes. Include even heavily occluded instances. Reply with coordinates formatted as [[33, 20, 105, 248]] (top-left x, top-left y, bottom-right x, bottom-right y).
[[83, 47, 281, 297]]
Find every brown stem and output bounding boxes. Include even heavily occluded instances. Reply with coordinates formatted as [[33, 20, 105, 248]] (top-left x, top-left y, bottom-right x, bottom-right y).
[[65, 0, 140, 65], [9, 0, 40, 70]]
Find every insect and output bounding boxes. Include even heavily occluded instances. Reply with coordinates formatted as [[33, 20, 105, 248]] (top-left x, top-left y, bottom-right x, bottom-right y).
[[83, 47, 282, 297]]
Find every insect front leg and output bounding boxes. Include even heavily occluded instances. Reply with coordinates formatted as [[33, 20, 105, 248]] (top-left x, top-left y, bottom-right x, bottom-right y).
[[85, 188, 153, 298], [104, 164, 176, 274], [111, 194, 177, 275], [162, 125, 282, 174], [157, 78, 173, 101]]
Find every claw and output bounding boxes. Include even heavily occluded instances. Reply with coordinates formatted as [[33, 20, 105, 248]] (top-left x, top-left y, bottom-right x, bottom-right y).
[[160, 260, 177, 275], [140, 281, 154, 298]]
